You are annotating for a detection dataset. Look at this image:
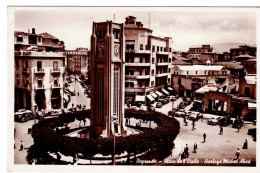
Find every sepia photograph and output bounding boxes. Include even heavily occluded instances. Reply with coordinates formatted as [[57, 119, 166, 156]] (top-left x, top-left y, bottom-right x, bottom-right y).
[[6, 6, 259, 171]]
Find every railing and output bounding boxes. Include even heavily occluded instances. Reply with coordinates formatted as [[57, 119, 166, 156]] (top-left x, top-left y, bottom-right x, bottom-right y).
[[155, 73, 168, 77], [15, 51, 65, 57], [23, 68, 30, 73], [52, 83, 61, 89], [34, 68, 45, 74], [36, 84, 44, 89], [125, 62, 150, 67], [156, 51, 169, 55], [156, 62, 168, 66], [136, 75, 150, 79], [51, 68, 61, 73]]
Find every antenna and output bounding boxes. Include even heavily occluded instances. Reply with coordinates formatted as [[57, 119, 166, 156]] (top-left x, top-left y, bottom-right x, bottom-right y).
[[148, 13, 150, 29]]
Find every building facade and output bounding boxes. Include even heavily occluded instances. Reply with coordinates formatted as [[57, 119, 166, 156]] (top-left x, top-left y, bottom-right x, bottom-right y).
[[230, 45, 256, 61], [14, 28, 65, 113], [171, 65, 231, 99], [66, 47, 89, 79], [124, 16, 173, 105], [188, 45, 213, 64]]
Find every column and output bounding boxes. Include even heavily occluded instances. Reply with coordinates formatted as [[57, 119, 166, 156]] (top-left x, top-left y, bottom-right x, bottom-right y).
[[60, 88, 64, 109], [45, 88, 51, 111]]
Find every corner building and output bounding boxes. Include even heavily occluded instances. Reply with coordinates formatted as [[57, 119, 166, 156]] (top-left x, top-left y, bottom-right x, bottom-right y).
[[124, 16, 173, 105], [14, 28, 65, 113]]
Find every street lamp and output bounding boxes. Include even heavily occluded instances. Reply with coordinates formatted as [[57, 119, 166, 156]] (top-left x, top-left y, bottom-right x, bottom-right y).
[[112, 115, 118, 165], [34, 103, 37, 124]]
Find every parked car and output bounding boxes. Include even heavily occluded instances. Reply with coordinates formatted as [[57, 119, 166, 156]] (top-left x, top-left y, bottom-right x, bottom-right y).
[[156, 102, 163, 108], [162, 99, 168, 104], [14, 110, 34, 122], [169, 96, 177, 102], [248, 128, 256, 141], [178, 102, 186, 109], [147, 106, 155, 111], [175, 111, 185, 117], [232, 119, 244, 128], [183, 97, 191, 105], [164, 97, 170, 103], [208, 117, 222, 125]]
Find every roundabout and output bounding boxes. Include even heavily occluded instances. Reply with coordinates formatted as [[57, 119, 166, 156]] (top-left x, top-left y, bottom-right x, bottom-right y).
[[27, 109, 180, 165]]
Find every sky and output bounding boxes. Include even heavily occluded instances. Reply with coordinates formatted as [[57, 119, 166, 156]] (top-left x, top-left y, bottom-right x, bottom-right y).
[[13, 7, 256, 51]]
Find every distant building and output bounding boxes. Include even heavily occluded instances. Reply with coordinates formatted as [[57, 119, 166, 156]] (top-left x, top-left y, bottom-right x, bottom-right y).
[[171, 65, 230, 99], [188, 45, 213, 64], [14, 28, 66, 112], [66, 48, 89, 79], [230, 45, 256, 61], [124, 16, 173, 105], [239, 74, 256, 99], [241, 59, 256, 74]]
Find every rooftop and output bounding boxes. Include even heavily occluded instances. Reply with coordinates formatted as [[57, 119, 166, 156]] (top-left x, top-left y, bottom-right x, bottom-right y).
[[216, 62, 243, 70], [175, 65, 224, 71], [195, 85, 218, 94]]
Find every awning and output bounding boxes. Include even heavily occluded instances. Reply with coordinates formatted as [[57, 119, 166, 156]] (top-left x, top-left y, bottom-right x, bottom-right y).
[[135, 95, 145, 102], [146, 94, 155, 102], [151, 93, 158, 98], [155, 91, 163, 97], [162, 88, 170, 95], [168, 87, 173, 91]]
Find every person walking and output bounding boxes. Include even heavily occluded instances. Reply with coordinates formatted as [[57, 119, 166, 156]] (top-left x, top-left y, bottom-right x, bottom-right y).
[[184, 144, 189, 158], [203, 133, 206, 142], [19, 140, 24, 151], [235, 148, 241, 160], [242, 139, 248, 149], [193, 142, 198, 153], [192, 120, 196, 130], [219, 126, 223, 135]]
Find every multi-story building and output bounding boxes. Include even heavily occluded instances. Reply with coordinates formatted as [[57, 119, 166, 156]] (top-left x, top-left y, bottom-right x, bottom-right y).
[[65, 47, 90, 79], [171, 64, 231, 99], [230, 45, 256, 61], [14, 28, 66, 113], [188, 45, 214, 64], [124, 16, 173, 105]]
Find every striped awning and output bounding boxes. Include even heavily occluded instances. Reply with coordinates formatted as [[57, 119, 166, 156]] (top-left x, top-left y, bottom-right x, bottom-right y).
[[168, 87, 173, 91], [135, 95, 145, 102], [155, 91, 163, 97], [151, 93, 158, 98], [162, 88, 169, 95], [146, 94, 154, 102]]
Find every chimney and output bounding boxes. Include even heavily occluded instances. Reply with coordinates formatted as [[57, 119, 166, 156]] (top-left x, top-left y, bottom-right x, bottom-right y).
[[32, 28, 35, 34]]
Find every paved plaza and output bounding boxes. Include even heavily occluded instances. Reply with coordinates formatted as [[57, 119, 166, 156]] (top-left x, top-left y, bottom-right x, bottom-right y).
[[14, 80, 256, 165]]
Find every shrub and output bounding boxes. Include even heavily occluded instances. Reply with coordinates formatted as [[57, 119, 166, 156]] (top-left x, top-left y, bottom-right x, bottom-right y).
[[29, 109, 180, 163]]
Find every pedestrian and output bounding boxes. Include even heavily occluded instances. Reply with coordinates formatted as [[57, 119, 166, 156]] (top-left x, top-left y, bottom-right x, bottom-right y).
[[72, 103, 74, 108], [203, 133, 206, 142], [193, 142, 198, 153], [242, 139, 248, 149], [184, 144, 189, 158], [78, 92, 79, 96], [192, 120, 196, 130], [125, 118, 128, 126], [237, 125, 241, 133], [19, 140, 24, 151], [235, 148, 240, 160], [219, 126, 223, 135]]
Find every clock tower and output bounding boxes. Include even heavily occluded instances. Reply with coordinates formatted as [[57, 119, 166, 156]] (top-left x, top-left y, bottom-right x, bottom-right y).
[[90, 21, 126, 138]]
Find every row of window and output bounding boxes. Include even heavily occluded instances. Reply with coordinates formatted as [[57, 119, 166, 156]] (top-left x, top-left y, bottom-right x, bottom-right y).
[[15, 61, 60, 70], [125, 57, 171, 63], [189, 49, 209, 53], [174, 70, 228, 75]]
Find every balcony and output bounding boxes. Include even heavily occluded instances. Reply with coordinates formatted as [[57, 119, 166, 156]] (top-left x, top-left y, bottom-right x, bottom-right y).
[[125, 62, 150, 67], [50, 68, 61, 74], [136, 75, 150, 79], [156, 51, 169, 56], [22, 68, 30, 74], [156, 73, 168, 77], [35, 84, 45, 90], [15, 51, 65, 57], [23, 83, 30, 90], [134, 50, 151, 54], [156, 62, 168, 66], [51, 83, 62, 89], [34, 68, 45, 75]]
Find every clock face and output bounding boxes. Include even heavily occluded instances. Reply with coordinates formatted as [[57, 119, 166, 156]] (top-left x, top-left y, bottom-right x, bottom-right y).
[[114, 44, 120, 57], [97, 43, 104, 57]]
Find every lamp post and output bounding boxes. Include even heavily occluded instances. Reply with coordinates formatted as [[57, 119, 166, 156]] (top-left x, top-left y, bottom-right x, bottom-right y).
[[34, 103, 37, 124], [112, 115, 118, 165]]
